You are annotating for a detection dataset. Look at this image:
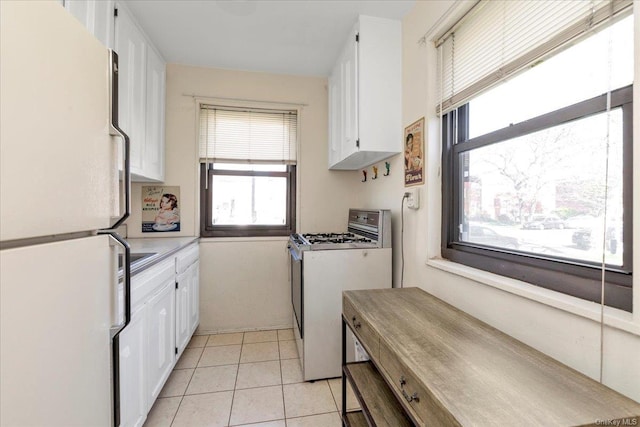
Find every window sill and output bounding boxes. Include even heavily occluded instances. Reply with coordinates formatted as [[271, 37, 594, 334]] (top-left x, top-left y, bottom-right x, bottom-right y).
[[426, 257, 639, 336]]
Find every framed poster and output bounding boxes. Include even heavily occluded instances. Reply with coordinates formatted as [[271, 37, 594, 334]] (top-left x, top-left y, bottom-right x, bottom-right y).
[[142, 186, 181, 233], [404, 117, 425, 187]]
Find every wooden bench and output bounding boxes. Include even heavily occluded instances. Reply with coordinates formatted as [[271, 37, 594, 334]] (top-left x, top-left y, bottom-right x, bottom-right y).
[[341, 287, 640, 426]]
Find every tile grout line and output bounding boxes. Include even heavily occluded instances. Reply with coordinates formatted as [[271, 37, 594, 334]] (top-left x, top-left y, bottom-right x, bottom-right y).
[[326, 378, 340, 414], [278, 334, 288, 427], [170, 338, 209, 427], [226, 332, 245, 427]]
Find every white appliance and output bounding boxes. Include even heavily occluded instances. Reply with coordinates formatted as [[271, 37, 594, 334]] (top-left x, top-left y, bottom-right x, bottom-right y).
[[288, 209, 392, 381], [1, 2, 131, 426]]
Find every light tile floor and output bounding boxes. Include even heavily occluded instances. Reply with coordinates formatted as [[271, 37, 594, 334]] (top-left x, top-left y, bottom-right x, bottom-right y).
[[143, 329, 358, 427]]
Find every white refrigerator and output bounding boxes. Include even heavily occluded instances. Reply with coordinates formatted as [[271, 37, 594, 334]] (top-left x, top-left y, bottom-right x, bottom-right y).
[[1, 1, 131, 426]]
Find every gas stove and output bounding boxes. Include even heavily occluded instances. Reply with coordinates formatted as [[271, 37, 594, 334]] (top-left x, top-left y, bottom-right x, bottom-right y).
[[287, 208, 392, 381], [289, 232, 375, 251], [288, 209, 391, 254]]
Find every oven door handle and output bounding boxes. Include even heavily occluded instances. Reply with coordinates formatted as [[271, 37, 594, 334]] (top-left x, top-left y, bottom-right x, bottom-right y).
[[289, 245, 303, 339], [289, 246, 302, 262]]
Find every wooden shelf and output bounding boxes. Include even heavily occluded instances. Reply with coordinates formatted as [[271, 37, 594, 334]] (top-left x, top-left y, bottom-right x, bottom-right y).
[[342, 288, 640, 426], [343, 411, 368, 427], [344, 361, 413, 427]]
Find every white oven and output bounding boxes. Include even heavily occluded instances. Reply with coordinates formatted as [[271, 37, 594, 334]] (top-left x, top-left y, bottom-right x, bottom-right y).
[[288, 209, 392, 381]]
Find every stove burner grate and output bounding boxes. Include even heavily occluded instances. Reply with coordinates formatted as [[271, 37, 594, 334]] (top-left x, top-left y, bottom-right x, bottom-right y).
[[302, 232, 374, 245]]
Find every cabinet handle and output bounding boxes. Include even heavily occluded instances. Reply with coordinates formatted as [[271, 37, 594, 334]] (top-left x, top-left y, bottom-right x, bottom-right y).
[[352, 316, 361, 329], [402, 389, 420, 403], [399, 376, 419, 403]]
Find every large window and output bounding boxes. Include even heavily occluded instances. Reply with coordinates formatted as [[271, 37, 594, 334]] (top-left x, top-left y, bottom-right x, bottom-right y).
[[439, 3, 633, 311], [199, 106, 297, 237]]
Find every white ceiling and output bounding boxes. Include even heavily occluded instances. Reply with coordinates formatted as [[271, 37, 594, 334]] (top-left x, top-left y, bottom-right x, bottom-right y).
[[125, 0, 415, 77]]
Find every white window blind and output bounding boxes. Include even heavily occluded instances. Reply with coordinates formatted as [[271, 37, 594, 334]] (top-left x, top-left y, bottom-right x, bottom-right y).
[[437, 0, 633, 114], [199, 106, 297, 163]]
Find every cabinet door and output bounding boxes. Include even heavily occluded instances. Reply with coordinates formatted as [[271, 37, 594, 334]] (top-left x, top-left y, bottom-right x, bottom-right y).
[[175, 268, 190, 358], [188, 261, 200, 335], [143, 46, 166, 182], [146, 280, 176, 406], [119, 306, 147, 427], [341, 32, 359, 160], [328, 64, 342, 168], [326, 16, 401, 170], [175, 261, 199, 357], [114, 3, 147, 176], [64, 0, 114, 48]]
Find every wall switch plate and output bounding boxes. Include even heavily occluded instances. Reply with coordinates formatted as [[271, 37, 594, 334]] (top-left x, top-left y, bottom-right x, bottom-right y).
[[406, 189, 419, 209]]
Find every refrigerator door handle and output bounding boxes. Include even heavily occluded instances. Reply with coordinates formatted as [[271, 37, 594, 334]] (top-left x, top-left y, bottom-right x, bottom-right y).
[[98, 229, 130, 427], [100, 230, 131, 335], [108, 49, 130, 230]]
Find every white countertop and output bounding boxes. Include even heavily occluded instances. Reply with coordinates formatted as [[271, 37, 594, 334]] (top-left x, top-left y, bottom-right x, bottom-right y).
[[127, 236, 198, 255], [122, 236, 199, 277]]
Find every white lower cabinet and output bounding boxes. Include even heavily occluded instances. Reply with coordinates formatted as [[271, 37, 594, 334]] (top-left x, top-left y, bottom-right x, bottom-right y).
[[175, 244, 200, 357], [146, 280, 176, 404], [176, 260, 199, 357], [175, 272, 190, 358], [118, 243, 199, 427], [188, 261, 200, 336], [119, 306, 146, 427]]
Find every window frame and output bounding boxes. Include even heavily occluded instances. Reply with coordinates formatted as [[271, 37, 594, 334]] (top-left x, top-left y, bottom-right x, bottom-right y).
[[441, 85, 633, 312], [200, 163, 296, 238]]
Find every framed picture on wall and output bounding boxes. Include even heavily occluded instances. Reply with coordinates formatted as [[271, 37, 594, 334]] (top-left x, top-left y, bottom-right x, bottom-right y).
[[142, 186, 181, 232], [404, 117, 424, 187]]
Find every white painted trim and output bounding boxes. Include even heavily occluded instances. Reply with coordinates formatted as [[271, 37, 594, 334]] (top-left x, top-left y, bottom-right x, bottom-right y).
[[426, 258, 640, 336], [199, 236, 289, 244]]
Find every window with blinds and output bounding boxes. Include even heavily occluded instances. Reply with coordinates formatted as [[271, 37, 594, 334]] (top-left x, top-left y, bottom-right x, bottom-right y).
[[199, 105, 297, 238], [199, 106, 297, 164], [439, 0, 634, 311], [437, 0, 633, 113]]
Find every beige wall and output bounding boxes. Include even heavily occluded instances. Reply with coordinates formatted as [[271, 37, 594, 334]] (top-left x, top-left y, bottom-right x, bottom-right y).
[[128, 64, 362, 332], [354, 0, 640, 401]]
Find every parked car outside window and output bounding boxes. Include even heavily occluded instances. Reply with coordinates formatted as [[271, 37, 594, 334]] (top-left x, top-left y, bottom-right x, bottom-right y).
[[467, 225, 519, 249], [522, 215, 566, 230], [572, 224, 621, 254]]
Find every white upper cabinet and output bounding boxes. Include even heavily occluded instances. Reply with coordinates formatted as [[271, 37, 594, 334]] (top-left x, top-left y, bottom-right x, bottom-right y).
[[328, 16, 402, 170], [115, 4, 147, 178], [328, 62, 342, 167], [114, 2, 166, 182], [143, 46, 166, 182], [64, 0, 114, 48]]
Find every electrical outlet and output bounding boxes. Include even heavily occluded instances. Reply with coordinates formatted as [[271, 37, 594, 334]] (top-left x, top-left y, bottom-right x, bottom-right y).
[[407, 189, 419, 209]]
